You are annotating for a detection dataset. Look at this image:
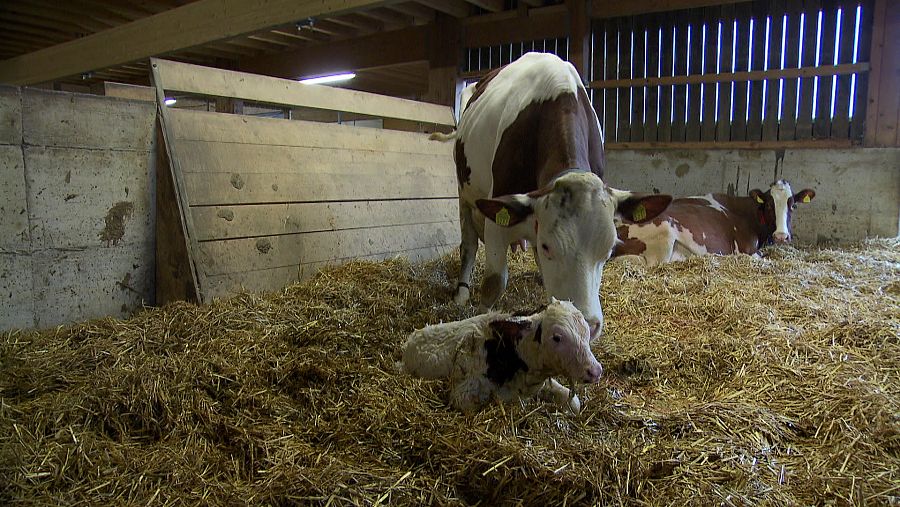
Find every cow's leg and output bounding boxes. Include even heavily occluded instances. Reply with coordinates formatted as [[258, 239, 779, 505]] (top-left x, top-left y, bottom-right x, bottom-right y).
[[539, 378, 582, 413], [454, 201, 480, 305], [478, 222, 510, 312]]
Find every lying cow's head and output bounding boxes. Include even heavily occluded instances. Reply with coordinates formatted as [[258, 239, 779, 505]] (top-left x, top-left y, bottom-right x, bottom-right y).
[[749, 180, 816, 244], [477, 172, 671, 339]]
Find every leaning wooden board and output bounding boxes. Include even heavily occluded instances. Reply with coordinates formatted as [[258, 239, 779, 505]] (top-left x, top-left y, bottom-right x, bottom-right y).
[[152, 59, 459, 304]]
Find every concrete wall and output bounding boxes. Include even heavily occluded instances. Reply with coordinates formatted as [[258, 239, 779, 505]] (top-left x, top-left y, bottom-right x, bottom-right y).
[[0, 86, 157, 331], [605, 148, 900, 244]]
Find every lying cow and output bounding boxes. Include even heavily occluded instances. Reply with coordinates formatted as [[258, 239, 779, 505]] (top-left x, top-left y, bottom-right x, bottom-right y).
[[613, 180, 816, 265], [401, 298, 602, 413], [443, 52, 671, 339]]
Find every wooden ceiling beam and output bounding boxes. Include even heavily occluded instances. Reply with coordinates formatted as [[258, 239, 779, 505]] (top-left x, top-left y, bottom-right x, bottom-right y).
[[328, 14, 384, 32], [240, 25, 428, 79], [0, 0, 390, 85], [415, 0, 471, 18], [4, 2, 113, 34], [357, 8, 412, 29], [463, 0, 504, 12], [463, 5, 567, 47], [387, 3, 436, 24], [592, 0, 750, 18]]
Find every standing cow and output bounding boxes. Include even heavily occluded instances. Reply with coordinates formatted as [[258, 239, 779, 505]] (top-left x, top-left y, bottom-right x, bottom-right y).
[[613, 180, 816, 265], [447, 52, 671, 339]]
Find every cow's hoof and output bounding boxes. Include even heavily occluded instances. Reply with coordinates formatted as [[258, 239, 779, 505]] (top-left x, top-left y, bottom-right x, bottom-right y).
[[453, 287, 470, 306], [567, 394, 582, 414]]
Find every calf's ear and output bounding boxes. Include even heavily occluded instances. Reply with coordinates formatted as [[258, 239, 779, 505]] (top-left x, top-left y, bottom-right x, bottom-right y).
[[614, 193, 672, 224], [477, 195, 534, 227], [793, 189, 815, 203], [489, 319, 531, 342]]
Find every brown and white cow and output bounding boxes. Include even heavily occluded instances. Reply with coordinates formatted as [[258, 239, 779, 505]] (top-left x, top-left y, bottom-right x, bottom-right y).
[[613, 180, 816, 266], [446, 52, 671, 339]]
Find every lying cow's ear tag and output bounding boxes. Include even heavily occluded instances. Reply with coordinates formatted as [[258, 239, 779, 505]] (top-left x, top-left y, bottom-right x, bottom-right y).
[[755, 195, 765, 204], [802, 195, 811, 203], [495, 207, 511, 226], [632, 203, 647, 222]]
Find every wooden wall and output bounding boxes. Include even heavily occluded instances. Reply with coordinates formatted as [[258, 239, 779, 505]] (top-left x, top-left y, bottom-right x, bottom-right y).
[[0, 86, 156, 331], [153, 60, 459, 304]]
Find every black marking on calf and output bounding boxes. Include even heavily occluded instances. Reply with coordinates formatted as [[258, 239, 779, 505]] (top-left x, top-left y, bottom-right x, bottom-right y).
[[484, 320, 529, 385]]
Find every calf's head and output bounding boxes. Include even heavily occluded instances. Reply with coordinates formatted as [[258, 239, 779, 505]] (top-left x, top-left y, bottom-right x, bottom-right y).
[[477, 172, 670, 339], [749, 180, 816, 244], [489, 299, 602, 383]]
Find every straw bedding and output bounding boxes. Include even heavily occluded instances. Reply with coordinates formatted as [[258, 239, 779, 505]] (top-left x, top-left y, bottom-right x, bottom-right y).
[[1, 239, 898, 505]]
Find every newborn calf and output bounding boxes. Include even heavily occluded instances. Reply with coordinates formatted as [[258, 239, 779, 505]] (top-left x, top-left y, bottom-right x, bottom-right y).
[[401, 298, 603, 413]]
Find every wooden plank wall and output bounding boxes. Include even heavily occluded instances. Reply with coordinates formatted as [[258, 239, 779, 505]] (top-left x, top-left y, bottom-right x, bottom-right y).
[[590, 0, 875, 147], [152, 60, 459, 304]]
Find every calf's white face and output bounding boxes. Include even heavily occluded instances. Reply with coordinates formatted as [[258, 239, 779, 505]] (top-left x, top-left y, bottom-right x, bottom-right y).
[[536, 299, 603, 383], [477, 172, 671, 339], [750, 180, 816, 244]]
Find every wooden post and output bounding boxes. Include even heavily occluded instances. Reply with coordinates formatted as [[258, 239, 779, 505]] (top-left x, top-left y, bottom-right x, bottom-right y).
[[864, 0, 900, 147], [425, 13, 462, 108], [567, 0, 591, 81]]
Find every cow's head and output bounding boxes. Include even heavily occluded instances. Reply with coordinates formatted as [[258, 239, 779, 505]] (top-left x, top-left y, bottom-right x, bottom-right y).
[[749, 180, 816, 244], [477, 172, 671, 340]]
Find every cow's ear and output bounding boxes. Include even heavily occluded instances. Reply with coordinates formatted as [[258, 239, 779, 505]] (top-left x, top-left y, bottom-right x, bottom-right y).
[[749, 189, 767, 204], [793, 189, 815, 204], [476, 195, 534, 227], [489, 319, 531, 342], [615, 193, 671, 224]]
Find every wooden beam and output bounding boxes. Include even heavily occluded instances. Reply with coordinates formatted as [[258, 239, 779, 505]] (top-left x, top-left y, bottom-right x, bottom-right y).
[[589, 63, 871, 88], [240, 25, 428, 79], [606, 139, 854, 150], [592, 0, 750, 18], [463, 6, 567, 48], [416, 0, 471, 18], [566, 0, 590, 79], [387, 3, 436, 24], [0, 0, 389, 85], [463, 0, 504, 13]]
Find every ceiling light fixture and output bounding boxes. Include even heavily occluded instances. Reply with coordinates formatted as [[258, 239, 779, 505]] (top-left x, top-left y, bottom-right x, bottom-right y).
[[299, 72, 356, 85], [164, 98, 177, 106]]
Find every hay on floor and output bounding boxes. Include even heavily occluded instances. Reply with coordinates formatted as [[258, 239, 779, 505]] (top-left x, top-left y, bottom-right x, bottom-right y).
[[1, 239, 898, 505]]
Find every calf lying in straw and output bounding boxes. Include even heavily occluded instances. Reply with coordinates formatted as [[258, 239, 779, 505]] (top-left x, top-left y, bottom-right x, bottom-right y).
[[401, 299, 603, 413]]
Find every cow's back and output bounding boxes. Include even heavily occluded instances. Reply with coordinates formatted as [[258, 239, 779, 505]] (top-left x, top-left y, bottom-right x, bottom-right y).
[[455, 53, 604, 202]]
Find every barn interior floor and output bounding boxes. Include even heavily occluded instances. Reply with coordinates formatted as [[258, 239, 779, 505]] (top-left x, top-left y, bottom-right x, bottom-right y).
[[1, 239, 898, 505]]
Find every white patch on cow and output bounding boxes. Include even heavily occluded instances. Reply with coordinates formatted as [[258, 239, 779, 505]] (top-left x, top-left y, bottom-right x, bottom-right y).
[[770, 180, 794, 241], [457, 52, 584, 201], [613, 218, 717, 266], [699, 194, 729, 214]]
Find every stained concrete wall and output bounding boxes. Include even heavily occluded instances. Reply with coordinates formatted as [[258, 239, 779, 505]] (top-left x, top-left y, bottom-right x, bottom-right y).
[[605, 148, 900, 244], [0, 86, 156, 331]]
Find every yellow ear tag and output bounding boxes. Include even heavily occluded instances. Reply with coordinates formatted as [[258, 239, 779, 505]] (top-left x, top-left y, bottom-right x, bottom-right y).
[[802, 195, 811, 203], [755, 195, 764, 204], [495, 207, 511, 226], [633, 203, 647, 222]]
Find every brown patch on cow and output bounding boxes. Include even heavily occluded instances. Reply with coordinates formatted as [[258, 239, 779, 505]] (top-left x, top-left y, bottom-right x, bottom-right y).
[[454, 139, 472, 187], [491, 91, 604, 197], [614, 225, 647, 256], [256, 239, 272, 254], [230, 173, 244, 190], [217, 208, 235, 221], [99, 201, 134, 246], [464, 66, 503, 109]]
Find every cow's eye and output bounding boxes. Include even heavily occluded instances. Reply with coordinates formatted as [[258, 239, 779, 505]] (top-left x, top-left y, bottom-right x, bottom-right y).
[[791, 204, 797, 210], [552, 335, 562, 343], [542, 243, 550, 252]]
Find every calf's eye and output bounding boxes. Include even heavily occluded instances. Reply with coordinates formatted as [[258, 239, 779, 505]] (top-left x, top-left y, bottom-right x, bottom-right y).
[[552, 335, 562, 343]]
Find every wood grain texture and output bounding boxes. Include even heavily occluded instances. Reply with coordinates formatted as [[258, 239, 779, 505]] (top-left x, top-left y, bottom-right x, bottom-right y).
[[153, 59, 454, 126]]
